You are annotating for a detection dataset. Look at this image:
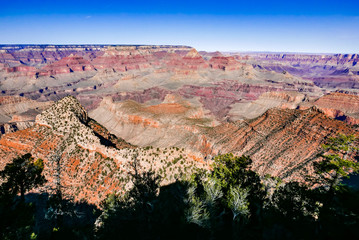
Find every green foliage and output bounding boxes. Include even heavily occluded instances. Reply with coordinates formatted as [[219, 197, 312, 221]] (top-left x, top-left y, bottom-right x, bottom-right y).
[[172, 155, 183, 165], [96, 169, 162, 239], [211, 154, 259, 192], [0, 153, 46, 202], [30, 232, 37, 240], [228, 185, 250, 222], [186, 185, 210, 228], [185, 153, 265, 239], [2, 145, 359, 239], [0, 154, 46, 240], [312, 134, 359, 190], [271, 182, 320, 222], [128, 170, 161, 208]]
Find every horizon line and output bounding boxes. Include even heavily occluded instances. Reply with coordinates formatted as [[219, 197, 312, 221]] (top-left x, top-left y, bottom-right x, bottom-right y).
[[0, 44, 357, 55]]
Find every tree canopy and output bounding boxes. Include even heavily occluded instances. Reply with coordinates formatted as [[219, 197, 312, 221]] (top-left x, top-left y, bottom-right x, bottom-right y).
[[312, 134, 359, 191], [0, 153, 46, 240], [0, 153, 46, 202]]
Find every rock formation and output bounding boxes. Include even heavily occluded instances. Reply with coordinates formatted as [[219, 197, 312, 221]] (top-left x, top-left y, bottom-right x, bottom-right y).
[[0, 45, 358, 203], [240, 52, 359, 91], [0, 96, 208, 205], [90, 94, 357, 183], [313, 92, 359, 125], [0, 96, 52, 136]]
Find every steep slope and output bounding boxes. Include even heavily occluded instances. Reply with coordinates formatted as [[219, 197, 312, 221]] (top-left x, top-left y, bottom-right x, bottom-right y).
[[0, 96, 52, 122], [228, 91, 307, 120], [208, 56, 244, 71], [90, 94, 217, 149], [313, 92, 359, 124], [207, 107, 357, 181], [0, 96, 52, 137], [90, 94, 357, 183], [0, 121, 34, 137], [0, 96, 208, 205]]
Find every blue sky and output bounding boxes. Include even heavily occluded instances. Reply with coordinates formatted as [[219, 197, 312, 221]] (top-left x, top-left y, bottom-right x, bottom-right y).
[[0, 0, 358, 53]]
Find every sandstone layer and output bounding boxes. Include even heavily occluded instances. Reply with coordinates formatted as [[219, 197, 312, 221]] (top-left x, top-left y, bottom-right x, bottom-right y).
[[0, 45, 358, 201]]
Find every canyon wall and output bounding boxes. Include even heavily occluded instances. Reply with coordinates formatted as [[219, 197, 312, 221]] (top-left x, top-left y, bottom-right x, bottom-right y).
[[0, 46, 358, 204]]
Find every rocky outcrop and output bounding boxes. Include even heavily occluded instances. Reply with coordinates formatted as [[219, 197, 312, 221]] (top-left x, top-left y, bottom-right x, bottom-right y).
[[39, 55, 95, 76], [5, 65, 38, 77], [198, 51, 223, 60], [90, 94, 357, 183], [89, 95, 217, 148], [313, 92, 359, 124], [229, 91, 307, 120], [206, 107, 357, 182], [92, 47, 150, 72], [0, 96, 52, 123], [0, 121, 34, 138], [209, 56, 243, 71], [178, 49, 209, 69], [177, 80, 317, 119], [314, 92, 359, 114], [0, 96, 208, 205]]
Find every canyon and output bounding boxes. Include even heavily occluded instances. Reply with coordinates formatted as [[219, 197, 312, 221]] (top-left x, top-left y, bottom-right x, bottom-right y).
[[0, 45, 358, 204]]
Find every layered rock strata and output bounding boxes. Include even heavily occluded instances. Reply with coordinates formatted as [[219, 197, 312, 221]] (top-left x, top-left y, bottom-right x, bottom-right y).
[[0, 96, 208, 205]]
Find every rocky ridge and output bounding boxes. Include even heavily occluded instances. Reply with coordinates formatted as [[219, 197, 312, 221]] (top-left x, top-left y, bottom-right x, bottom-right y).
[[206, 107, 357, 181], [0, 96, 208, 205], [90, 94, 357, 182], [314, 92, 359, 122]]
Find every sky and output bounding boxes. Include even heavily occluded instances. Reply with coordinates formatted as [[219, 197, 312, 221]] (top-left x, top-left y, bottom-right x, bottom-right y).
[[0, 0, 358, 53]]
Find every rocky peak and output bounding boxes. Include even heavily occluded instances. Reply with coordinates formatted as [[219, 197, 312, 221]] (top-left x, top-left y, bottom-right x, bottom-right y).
[[35, 96, 99, 150], [184, 49, 201, 58], [37, 95, 88, 125]]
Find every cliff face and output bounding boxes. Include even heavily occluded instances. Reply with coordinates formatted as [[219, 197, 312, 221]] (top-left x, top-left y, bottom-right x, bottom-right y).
[[0, 95, 52, 125], [314, 92, 359, 114], [0, 121, 34, 137], [241, 53, 359, 91], [39, 55, 95, 76], [228, 91, 307, 120], [0, 45, 320, 108], [246, 53, 358, 66], [309, 92, 359, 125], [0, 45, 104, 66]]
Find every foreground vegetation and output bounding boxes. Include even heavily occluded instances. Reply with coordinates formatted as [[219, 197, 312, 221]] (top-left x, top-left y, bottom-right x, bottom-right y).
[[1, 135, 359, 239]]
